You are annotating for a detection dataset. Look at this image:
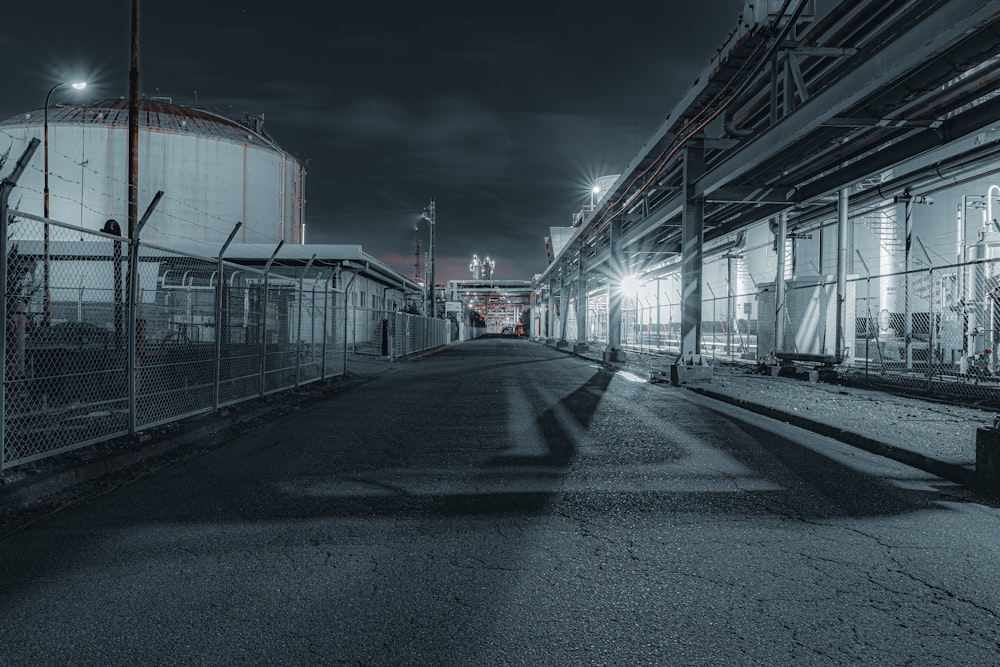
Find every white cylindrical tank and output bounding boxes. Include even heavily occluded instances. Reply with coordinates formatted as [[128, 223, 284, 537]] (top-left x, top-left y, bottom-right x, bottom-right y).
[[0, 98, 305, 247]]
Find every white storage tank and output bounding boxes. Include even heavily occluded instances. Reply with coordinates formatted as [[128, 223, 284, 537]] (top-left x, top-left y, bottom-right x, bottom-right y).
[[0, 98, 305, 247]]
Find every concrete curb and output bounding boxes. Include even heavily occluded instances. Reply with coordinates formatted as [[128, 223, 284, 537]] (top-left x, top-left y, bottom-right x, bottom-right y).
[[685, 384, 975, 486], [546, 340, 977, 487]]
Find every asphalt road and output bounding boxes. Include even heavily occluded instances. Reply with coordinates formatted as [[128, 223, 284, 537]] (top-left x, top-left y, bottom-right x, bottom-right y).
[[2, 338, 1000, 665]]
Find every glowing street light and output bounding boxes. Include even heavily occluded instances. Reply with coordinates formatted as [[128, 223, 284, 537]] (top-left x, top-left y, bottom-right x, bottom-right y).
[[590, 184, 601, 210], [43, 79, 87, 322], [44, 81, 86, 220]]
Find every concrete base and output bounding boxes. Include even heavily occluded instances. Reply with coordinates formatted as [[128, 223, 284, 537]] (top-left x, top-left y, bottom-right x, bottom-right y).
[[818, 367, 839, 382], [671, 352, 713, 386], [976, 427, 1000, 496], [603, 347, 627, 363], [807, 370, 819, 383], [555, 340, 570, 350], [572, 343, 590, 354]]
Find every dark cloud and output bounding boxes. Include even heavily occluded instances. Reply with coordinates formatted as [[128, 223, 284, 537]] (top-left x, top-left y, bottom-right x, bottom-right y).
[[1, 0, 748, 281]]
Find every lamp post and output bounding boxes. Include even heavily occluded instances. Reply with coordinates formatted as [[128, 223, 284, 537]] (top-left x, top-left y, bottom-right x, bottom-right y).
[[43, 80, 86, 323], [421, 198, 436, 318], [590, 184, 601, 211]]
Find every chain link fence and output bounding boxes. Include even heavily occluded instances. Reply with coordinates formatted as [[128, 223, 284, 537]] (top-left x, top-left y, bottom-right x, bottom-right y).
[[841, 259, 1000, 400], [619, 290, 758, 362], [346, 307, 450, 359], [608, 257, 1000, 401], [1, 208, 443, 470]]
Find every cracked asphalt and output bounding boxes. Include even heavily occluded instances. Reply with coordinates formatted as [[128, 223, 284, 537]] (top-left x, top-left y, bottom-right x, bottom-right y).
[[2, 337, 1000, 665]]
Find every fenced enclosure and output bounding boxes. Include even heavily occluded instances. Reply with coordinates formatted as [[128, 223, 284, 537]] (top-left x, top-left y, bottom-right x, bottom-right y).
[[544, 226, 1000, 403], [1, 197, 445, 470], [346, 308, 450, 359], [1, 215, 353, 470]]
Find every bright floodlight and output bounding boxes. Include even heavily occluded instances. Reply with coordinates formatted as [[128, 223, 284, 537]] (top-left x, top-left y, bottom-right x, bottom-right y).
[[592, 185, 601, 193], [71, 81, 87, 90], [621, 275, 641, 294]]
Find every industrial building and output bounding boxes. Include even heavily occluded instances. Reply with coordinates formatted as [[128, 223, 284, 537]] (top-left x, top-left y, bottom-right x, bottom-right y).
[[533, 0, 1000, 395]]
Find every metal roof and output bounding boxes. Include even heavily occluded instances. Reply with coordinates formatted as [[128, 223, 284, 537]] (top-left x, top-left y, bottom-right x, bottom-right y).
[[0, 98, 287, 154]]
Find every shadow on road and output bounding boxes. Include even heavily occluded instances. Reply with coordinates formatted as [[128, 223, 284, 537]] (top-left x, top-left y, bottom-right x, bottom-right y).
[[486, 367, 614, 467]]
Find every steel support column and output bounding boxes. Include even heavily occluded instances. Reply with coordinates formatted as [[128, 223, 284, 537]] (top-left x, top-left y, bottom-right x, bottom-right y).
[[680, 140, 705, 358], [904, 196, 914, 370], [726, 254, 736, 356], [774, 212, 788, 357], [557, 266, 569, 348], [605, 217, 625, 362], [547, 285, 555, 341], [575, 246, 589, 351]]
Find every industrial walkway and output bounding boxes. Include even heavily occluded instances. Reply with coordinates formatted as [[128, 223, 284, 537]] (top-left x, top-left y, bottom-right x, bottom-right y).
[[3, 337, 1000, 665], [2, 338, 996, 514], [581, 346, 991, 486]]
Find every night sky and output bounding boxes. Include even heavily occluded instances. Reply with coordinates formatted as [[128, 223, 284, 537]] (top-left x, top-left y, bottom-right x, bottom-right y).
[[1, 1, 746, 282]]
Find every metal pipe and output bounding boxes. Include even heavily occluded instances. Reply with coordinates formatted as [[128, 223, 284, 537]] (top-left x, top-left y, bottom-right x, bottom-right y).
[[835, 188, 848, 364], [988, 184, 1000, 231], [656, 278, 661, 350], [957, 203, 965, 306]]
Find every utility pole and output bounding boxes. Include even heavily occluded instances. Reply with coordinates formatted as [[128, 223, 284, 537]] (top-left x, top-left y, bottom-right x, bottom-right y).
[[127, 0, 140, 240], [421, 198, 436, 318]]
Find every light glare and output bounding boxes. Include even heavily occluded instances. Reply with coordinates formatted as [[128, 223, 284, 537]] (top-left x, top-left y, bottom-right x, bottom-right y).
[[621, 275, 641, 294]]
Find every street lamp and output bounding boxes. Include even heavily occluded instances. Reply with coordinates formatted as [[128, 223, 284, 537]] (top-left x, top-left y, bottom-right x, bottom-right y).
[[590, 184, 601, 210], [43, 80, 86, 323], [44, 81, 86, 220], [420, 198, 436, 318]]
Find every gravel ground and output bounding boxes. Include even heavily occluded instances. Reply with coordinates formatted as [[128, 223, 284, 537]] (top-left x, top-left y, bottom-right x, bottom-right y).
[[615, 350, 996, 467], [705, 363, 992, 466]]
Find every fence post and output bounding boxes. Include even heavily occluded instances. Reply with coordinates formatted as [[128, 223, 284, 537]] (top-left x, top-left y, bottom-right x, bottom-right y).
[[295, 254, 316, 388], [259, 241, 283, 396], [320, 275, 328, 379], [915, 237, 935, 390], [0, 139, 40, 471], [855, 250, 872, 379], [213, 222, 241, 409], [342, 271, 356, 375], [0, 179, 6, 473], [127, 190, 163, 435]]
